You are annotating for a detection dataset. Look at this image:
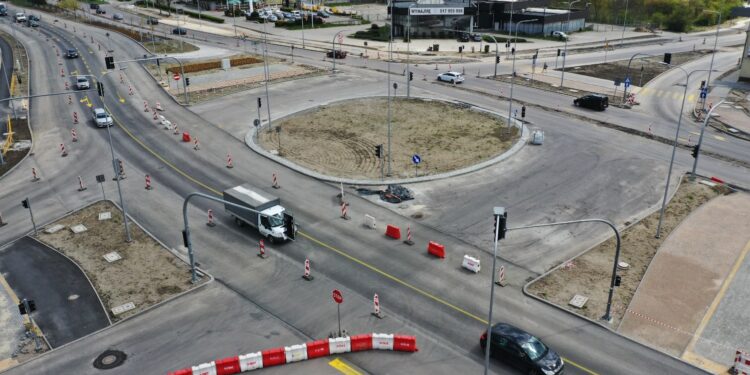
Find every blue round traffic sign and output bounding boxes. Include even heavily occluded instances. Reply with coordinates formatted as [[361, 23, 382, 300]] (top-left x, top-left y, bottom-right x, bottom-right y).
[[412, 154, 421, 165]]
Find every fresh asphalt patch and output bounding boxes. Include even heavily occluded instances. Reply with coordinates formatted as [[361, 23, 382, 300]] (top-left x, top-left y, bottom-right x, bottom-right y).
[[0, 237, 109, 348]]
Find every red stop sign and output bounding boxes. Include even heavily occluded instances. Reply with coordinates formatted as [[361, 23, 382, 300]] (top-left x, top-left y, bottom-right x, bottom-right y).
[[332, 289, 343, 304], [173, 72, 181, 81]]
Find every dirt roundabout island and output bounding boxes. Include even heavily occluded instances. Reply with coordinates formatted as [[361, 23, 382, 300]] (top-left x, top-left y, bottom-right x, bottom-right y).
[[257, 97, 519, 180]]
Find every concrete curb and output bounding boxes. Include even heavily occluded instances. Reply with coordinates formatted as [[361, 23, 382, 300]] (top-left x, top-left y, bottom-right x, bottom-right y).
[[245, 95, 528, 186], [0, 27, 33, 182]]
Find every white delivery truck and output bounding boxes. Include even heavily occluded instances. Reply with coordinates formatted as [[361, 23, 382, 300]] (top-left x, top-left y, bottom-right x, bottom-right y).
[[223, 184, 296, 243]]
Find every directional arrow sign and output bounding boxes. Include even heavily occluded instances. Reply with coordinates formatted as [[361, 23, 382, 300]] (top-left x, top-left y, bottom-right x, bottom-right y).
[[412, 154, 421, 165]]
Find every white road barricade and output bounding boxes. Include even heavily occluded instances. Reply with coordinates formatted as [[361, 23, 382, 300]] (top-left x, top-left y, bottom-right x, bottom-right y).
[[735, 350, 750, 375], [284, 344, 307, 363], [329, 337, 351, 354], [364, 214, 377, 229], [372, 333, 394, 350], [192, 362, 217, 375], [239, 352, 263, 371], [462, 255, 481, 273]]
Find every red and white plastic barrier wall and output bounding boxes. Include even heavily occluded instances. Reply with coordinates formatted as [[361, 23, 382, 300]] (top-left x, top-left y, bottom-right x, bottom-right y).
[[168, 333, 417, 375]]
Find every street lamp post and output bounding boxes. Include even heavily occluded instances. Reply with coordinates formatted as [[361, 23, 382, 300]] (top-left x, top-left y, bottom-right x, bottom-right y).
[[702, 10, 721, 111], [655, 67, 711, 238], [509, 19, 537, 129], [332, 31, 344, 73], [620, 0, 629, 47], [559, 0, 580, 87], [386, 0, 394, 176], [622, 53, 655, 104], [261, 18, 272, 131], [691, 99, 733, 178], [483, 207, 506, 375], [406, 4, 414, 98]]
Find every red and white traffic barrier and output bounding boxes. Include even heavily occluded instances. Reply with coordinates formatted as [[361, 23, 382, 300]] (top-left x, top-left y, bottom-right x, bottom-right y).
[[303, 258, 313, 280], [173, 124, 180, 135], [226, 154, 234, 169], [120, 73, 124, 84], [116, 160, 126, 180], [128, 86, 134, 96], [206, 209, 216, 227], [404, 225, 414, 245], [155, 102, 164, 111], [0, 212, 6, 227], [145, 174, 153, 190], [340, 202, 349, 220], [193, 138, 199, 151], [73, 112, 78, 124], [65, 81, 69, 90], [77, 176, 87, 191], [68, 95, 72, 105], [60, 143, 68, 157], [144, 101, 150, 112], [71, 128, 78, 142], [272, 173, 280, 189], [372, 293, 383, 319], [153, 110, 158, 120], [32, 167, 40, 182], [167, 333, 418, 375], [60, 68, 65, 77], [496, 265, 507, 286], [733, 349, 750, 375], [258, 239, 267, 258]]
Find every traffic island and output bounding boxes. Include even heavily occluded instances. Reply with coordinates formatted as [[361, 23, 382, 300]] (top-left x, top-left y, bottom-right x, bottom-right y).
[[525, 176, 730, 328], [36, 200, 209, 322], [255, 97, 520, 181]]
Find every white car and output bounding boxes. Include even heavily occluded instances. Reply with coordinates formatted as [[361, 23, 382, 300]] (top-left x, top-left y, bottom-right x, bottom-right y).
[[15, 12, 26, 22], [437, 72, 465, 84], [552, 31, 568, 40], [75, 76, 90, 90], [92, 108, 113, 127]]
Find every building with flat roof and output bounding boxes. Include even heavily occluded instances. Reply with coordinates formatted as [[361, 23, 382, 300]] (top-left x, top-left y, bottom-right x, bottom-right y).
[[389, 0, 588, 38]]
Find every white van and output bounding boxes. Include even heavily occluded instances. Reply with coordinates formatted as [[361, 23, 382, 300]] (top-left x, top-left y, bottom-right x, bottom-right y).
[[92, 108, 113, 128], [15, 12, 26, 22]]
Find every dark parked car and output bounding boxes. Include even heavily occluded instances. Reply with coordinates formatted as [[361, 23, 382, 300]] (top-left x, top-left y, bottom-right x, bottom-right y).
[[146, 16, 159, 25], [96, 8, 106, 14], [65, 48, 79, 58], [470, 33, 482, 41], [573, 94, 609, 111], [480, 323, 564, 375], [113, 13, 124, 20], [89, 3, 99, 9], [172, 27, 187, 35], [326, 50, 347, 59], [457, 33, 470, 42]]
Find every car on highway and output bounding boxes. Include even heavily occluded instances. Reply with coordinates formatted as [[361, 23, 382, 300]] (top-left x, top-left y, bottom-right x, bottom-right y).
[[326, 50, 347, 59], [457, 33, 470, 42], [480, 323, 564, 375], [65, 48, 79, 58], [75, 76, 90, 90], [27, 19, 39, 27], [172, 27, 187, 35], [573, 94, 609, 111], [470, 33, 482, 41], [14, 12, 25, 22], [92, 108, 113, 128], [113, 13, 124, 20], [0, 3, 8, 16], [551, 31, 569, 40], [146, 16, 159, 25], [95, 8, 106, 14], [437, 71, 465, 84]]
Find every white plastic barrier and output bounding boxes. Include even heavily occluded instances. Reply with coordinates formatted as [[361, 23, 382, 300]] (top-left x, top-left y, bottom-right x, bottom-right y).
[[735, 350, 750, 375], [328, 337, 351, 354], [462, 255, 481, 273], [239, 352, 263, 371], [364, 214, 377, 229], [372, 333, 394, 350], [284, 344, 308, 363], [192, 362, 217, 375]]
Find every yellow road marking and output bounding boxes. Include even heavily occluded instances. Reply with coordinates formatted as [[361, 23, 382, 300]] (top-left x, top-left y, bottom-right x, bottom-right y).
[[684, 239, 750, 355], [0, 358, 19, 372], [83, 54, 600, 375], [681, 350, 729, 374], [0, 274, 20, 305], [687, 94, 695, 102], [713, 135, 725, 141], [689, 131, 701, 136], [328, 358, 362, 375]]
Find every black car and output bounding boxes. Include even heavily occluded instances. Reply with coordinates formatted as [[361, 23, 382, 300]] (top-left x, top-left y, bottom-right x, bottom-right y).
[[146, 17, 159, 25], [573, 94, 609, 111], [172, 27, 187, 35], [96, 8, 106, 14], [457, 33, 470, 42], [326, 50, 347, 59], [480, 323, 564, 375], [65, 48, 79, 58]]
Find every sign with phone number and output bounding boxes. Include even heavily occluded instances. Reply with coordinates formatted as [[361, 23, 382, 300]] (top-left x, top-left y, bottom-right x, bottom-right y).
[[410, 7, 464, 16]]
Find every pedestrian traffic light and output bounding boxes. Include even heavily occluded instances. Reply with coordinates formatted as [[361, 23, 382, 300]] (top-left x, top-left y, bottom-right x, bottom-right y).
[[557, 48, 561, 56], [458, 46, 463, 53], [700, 80, 706, 89], [494, 210, 507, 241], [185, 77, 190, 86], [691, 144, 700, 158], [409, 71, 413, 81], [663, 53, 672, 65], [375, 144, 382, 158], [105, 56, 115, 70], [496, 56, 500, 64], [257, 97, 262, 108], [521, 105, 526, 118], [511, 47, 515, 55], [97, 82, 104, 97], [21, 199, 28, 209]]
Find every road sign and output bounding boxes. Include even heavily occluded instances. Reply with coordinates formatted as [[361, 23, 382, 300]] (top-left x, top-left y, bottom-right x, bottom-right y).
[[173, 72, 181, 81], [700, 91, 707, 99], [624, 77, 631, 88], [412, 154, 421, 165], [332, 289, 343, 304]]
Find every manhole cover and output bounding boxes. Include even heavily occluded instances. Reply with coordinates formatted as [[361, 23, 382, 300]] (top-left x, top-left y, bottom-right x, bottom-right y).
[[93, 349, 127, 370]]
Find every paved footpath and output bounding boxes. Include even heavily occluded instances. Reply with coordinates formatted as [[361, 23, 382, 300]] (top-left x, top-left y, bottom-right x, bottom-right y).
[[617, 191, 750, 373]]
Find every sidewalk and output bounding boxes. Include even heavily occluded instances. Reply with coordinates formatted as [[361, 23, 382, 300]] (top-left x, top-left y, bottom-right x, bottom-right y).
[[617, 191, 750, 373]]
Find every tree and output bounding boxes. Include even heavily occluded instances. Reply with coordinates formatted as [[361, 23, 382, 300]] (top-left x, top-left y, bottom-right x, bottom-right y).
[[58, 0, 79, 11]]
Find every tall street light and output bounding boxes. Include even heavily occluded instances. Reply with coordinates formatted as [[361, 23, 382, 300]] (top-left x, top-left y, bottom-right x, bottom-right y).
[[386, 0, 394, 176], [655, 66, 711, 238], [702, 10, 721, 111], [620, 0, 629, 47], [622, 52, 655, 104], [559, 0, 579, 87], [483, 207, 506, 375], [509, 19, 538, 129], [691, 99, 734, 178]]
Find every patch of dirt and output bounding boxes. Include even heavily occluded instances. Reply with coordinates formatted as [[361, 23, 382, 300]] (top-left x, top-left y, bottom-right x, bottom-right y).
[[559, 50, 709, 87], [37, 201, 204, 322], [527, 177, 728, 327], [258, 97, 518, 179]]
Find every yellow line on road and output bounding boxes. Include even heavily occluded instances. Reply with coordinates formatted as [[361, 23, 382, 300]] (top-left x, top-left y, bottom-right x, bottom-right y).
[[0, 274, 20, 305], [328, 358, 362, 375], [713, 135, 726, 141], [683, 239, 750, 356]]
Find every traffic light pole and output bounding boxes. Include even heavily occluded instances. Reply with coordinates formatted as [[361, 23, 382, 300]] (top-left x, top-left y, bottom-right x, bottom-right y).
[[692, 99, 730, 178], [22, 198, 38, 236], [483, 207, 505, 375], [21, 298, 42, 352]]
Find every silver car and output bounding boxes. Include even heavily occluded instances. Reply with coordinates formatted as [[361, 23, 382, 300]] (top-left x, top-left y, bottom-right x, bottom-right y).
[[92, 108, 113, 128]]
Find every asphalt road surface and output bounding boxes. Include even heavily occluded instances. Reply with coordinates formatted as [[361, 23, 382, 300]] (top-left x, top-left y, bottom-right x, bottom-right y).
[[0, 236, 109, 348]]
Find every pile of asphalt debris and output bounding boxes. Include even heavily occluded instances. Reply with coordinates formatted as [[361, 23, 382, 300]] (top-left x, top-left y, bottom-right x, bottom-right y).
[[356, 185, 414, 204]]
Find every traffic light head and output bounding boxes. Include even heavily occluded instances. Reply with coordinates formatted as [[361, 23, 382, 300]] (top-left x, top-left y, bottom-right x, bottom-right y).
[[21, 199, 29, 209], [691, 144, 700, 158], [557, 48, 561, 56], [663, 53, 672, 65], [493, 207, 507, 241], [521, 106, 526, 118], [496, 56, 500, 64], [185, 77, 190, 86], [409, 71, 414, 81], [105, 56, 115, 70], [97, 82, 104, 97], [375, 145, 382, 158]]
